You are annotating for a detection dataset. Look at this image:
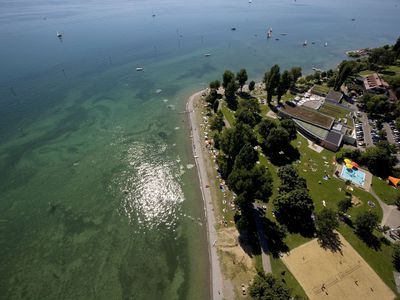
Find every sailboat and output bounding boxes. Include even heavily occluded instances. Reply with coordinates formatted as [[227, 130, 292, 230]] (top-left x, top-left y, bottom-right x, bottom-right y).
[[56, 32, 62, 38], [303, 40, 308, 46], [324, 42, 328, 47]]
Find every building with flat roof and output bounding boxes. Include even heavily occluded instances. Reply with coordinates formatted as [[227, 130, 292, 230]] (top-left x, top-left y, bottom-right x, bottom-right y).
[[278, 104, 346, 151], [325, 90, 343, 104]]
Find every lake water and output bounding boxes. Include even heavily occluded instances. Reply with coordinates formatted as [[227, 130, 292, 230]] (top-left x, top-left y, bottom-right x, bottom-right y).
[[0, 0, 398, 298]]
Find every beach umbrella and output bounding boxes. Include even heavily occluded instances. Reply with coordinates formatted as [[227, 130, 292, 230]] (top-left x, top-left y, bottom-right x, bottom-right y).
[[346, 163, 353, 169], [388, 176, 400, 187], [351, 161, 359, 168], [344, 158, 351, 164]]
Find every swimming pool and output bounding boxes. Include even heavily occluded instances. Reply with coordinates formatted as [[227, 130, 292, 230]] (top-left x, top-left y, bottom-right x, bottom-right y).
[[340, 167, 366, 186]]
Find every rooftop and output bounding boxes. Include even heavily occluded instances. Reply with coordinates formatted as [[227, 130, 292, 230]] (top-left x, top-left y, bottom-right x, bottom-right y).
[[325, 90, 343, 103], [325, 130, 343, 147], [279, 104, 335, 130], [363, 73, 389, 90]]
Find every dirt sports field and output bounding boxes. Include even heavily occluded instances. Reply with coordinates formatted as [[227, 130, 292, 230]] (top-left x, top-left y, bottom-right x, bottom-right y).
[[282, 233, 395, 300]]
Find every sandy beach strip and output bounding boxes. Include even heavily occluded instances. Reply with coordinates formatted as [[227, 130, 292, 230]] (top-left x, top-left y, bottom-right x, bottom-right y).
[[187, 90, 227, 300]]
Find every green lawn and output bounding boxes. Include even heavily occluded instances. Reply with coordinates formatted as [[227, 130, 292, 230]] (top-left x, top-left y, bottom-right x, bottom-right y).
[[270, 257, 308, 299], [359, 70, 376, 76], [384, 65, 400, 75], [312, 84, 330, 95], [372, 176, 399, 205], [221, 104, 235, 127]]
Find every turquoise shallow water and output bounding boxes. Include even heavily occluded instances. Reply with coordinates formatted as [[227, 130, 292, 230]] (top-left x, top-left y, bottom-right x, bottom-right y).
[[0, 0, 399, 299]]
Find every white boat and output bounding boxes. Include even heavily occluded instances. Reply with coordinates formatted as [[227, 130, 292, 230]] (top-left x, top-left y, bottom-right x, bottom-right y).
[[204, 53, 211, 57], [56, 32, 62, 38], [303, 40, 308, 46], [267, 27, 272, 38], [324, 42, 328, 47], [136, 67, 144, 71], [248, 0, 252, 3]]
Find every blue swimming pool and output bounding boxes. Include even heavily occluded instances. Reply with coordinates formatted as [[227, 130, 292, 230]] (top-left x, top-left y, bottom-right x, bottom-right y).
[[340, 167, 366, 186]]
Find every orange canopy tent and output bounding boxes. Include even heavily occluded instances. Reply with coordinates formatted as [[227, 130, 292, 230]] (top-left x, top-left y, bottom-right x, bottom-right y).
[[388, 176, 400, 187], [351, 161, 359, 168]]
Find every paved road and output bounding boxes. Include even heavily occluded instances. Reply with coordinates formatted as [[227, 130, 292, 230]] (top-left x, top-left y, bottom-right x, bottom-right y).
[[370, 189, 400, 228], [383, 122, 396, 145], [252, 203, 272, 274], [360, 112, 373, 148]]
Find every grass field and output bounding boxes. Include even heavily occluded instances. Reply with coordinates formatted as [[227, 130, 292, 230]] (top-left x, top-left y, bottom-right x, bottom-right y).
[[372, 176, 399, 205], [282, 235, 395, 300], [312, 84, 330, 96]]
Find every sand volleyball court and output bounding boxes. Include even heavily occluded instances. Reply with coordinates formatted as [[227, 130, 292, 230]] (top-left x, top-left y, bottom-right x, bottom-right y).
[[282, 233, 395, 300]]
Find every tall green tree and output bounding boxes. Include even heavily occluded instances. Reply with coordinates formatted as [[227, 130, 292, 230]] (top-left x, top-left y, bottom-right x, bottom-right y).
[[222, 70, 235, 89], [315, 208, 339, 237], [290, 66, 302, 83], [265, 127, 290, 155], [337, 197, 352, 214], [264, 64, 281, 104], [277, 165, 307, 193], [209, 80, 221, 90], [334, 61, 353, 91], [210, 110, 225, 132], [280, 119, 297, 140], [257, 119, 277, 141], [355, 211, 379, 238], [225, 80, 238, 110], [236, 69, 248, 92], [274, 188, 314, 232], [276, 70, 292, 102], [220, 123, 257, 161], [249, 272, 292, 300]]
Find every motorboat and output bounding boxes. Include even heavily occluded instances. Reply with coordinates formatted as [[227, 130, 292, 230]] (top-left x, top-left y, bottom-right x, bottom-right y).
[[136, 67, 144, 71]]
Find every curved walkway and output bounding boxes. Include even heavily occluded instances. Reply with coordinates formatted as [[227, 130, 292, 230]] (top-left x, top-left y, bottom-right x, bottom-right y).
[[370, 189, 400, 229]]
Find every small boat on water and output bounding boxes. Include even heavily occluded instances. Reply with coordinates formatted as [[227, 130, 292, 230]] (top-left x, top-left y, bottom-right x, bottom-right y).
[[267, 27, 272, 38], [231, 27, 236, 31], [303, 40, 308, 46], [248, 0, 252, 3], [56, 32, 62, 38], [136, 67, 144, 71], [324, 42, 328, 47], [280, 33, 288, 36], [204, 53, 211, 57]]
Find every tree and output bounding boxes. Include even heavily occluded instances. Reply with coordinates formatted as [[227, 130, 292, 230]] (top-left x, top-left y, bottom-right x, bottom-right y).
[[334, 61, 353, 91], [236, 107, 260, 128], [249, 272, 292, 300], [355, 211, 379, 238], [276, 70, 292, 102], [225, 80, 238, 110], [360, 144, 397, 177], [337, 197, 352, 214], [249, 80, 256, 91], [232, 143, 258, 170], [393, 243, 400, 271], [277, 165, 307, 193], [280, 119, 297, 140], [236, 69, 248, 92], [274, 188, 314, 232], [264, 65, 281, 104], [210, 110, 225, 132], [228, 163, 273, 201], [222, 70, 235, 89], [265, 127, 290, 154], [209, 80, 221, 90], [290, 66, 302, 84], [257, 119, 277, 141], [315, 208, 339, 236], [393, 36, 400, 58], [220, 123, 257, 161]]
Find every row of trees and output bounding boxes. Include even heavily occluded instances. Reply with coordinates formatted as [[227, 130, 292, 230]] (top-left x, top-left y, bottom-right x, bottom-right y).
[[263, 65, 302, 103]]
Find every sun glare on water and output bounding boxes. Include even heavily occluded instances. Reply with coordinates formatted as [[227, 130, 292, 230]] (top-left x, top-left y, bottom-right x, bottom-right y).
[[118, 142, 185, 231]]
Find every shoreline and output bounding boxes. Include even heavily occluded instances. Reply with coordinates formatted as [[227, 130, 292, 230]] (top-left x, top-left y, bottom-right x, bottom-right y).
[[186, 90, 226, 300]]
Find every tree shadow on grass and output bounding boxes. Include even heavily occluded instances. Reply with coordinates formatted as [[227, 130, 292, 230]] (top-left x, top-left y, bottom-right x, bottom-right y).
[[262, 218, 289, 258], [356, 232, 382, 250], [234, 213, 262, 258], [268, 145, 300, 167], [317, 231, 343, 254]]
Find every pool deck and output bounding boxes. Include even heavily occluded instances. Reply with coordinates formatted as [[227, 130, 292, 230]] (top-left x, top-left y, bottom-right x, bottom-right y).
[[335, 164, 372, 191]]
